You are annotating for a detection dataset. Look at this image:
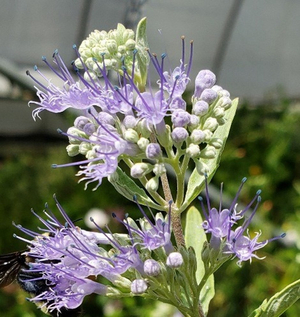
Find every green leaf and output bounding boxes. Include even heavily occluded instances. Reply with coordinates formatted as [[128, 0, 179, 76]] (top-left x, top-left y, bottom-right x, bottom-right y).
[[249, 279, 300, 317], [185, 205, 215, 315], [135, 17, 150, 88], [108, 167, 163, 210], [183, 98, 239, 210]]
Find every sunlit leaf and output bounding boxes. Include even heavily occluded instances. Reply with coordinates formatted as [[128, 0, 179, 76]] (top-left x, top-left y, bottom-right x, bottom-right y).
[[185, 205, 214, 315], [249, 279, 300, 317], [183, 98, 239, 210]]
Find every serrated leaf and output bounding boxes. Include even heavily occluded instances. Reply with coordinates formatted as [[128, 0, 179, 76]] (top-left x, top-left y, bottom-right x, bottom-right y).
[[183, 98, 239, 209], [135, 17, 150, 88], [108, 167, 163, 210], [185, 205, 214, 315], [248, 279, 300, 317]]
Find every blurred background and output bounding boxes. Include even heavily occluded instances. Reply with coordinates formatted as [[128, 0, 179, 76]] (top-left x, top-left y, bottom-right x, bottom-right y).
[[0, 0, 300, 316]]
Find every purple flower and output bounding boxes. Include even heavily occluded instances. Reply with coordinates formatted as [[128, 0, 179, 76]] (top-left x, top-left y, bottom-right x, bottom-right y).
[[27, 50, 104, 120], [200, 177, 285, 265], [13, 196, 136, 312]]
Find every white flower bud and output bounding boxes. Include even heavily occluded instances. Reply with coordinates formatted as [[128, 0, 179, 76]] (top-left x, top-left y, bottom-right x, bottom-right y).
[[124, 128, 139, 143], [210, 138, 223, 149], [137, 137, 150, 151], [166, 252, 183, 268], [153, 163, 166, 176], [190, 129, 206, 144], [186, 144, 200, 158], [144, 259, 161, 276], [195, 160, 209, 175], [130, 163, 151, 178], [146, 177, 159, 192], [200, 146, 216, 159], [79, 142, 92, 155], [203, 117, 219, 132], [131, 279, 148, 294]]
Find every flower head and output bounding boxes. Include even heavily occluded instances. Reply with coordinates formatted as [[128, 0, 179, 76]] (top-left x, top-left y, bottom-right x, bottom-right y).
[[200, 177, 285, 265]]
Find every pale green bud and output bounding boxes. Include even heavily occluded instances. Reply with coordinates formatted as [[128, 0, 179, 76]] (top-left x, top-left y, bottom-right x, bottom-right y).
[[67, 127, 87, 144], [130, 163, 151, 178], [203, 117, 219, 132], [137, 137, 149, 151], [213, 106, 225, 118], [195, 160, 209, 175], [203, 129, 213, 142], [107, 39, 118, 54], [124, 128, 139, 143], [190, 129, 206, 144], [145, 177, 159, 192], [186, 144, 200, 158], [125, 39, 136, 51], [200, 145, 216, 159], [118, 45, 126, 55], [153, 163, 166, 176], [210, 138, 223, 149], [66, 144, 79, 157], [79, 142, 92, 155]]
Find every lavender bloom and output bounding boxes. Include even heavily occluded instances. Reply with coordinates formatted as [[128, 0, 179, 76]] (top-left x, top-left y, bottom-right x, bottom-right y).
[[12, 196, 177, 312], [13, 197, 136, 312], [200, 177, 285, 265], [113, 198, 173, 254]]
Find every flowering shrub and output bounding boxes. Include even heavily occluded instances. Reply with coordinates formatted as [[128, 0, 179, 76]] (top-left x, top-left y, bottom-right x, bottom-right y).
[[1, 17, 298, 317]]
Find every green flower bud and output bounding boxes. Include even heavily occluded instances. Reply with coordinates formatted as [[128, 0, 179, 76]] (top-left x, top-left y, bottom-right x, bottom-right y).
[[210, 138, 223, 149], [124, 128, 139, 143], [66, 144, 79, 157], [145, 177, 159, 192], [203, 117, 218, 132], [153, 163, 166, 176], [137, 137, 150, 151], [130, 163, 152, 178], [200, 145, 216, 159], [195, 160, 209, 175]]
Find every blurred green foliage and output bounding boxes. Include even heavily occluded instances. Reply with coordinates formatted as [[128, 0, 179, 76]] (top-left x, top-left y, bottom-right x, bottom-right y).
[[0, 97, 300, 316]]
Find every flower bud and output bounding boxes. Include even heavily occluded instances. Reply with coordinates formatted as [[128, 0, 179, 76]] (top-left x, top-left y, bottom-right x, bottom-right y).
[[125, 39, 136, 51], [123, 115, 137, 129], [74, 116, 91, 130], [130, 163, 151, 178], [153, 163, 166, 176], [195, 160, 209, 175], [210, 138, 223, 149], [192, 100, 209, 116], [203, 118, 218, 132], [144, 259, 161, 276], [171, 109, 190, 127], [190, 129, 206, 144], [124, 128, 139, 143], [137, 137, 149, 151], [79, 142, 92, 155], [171, 127, 188, 143], [188, 115, 200, 129], [146, 143, 162, 159], [194, 69, 216, 98], [131, 279, 148, 294], [66, 144, 79, 156], [186, 144, 200, 158], [213, 106, 225, 119], [200, 88, 218, 104], [146, 177, 159, 192], [200, 146, 216, 159], [166, 252, 183, 268]]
